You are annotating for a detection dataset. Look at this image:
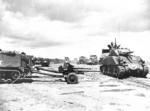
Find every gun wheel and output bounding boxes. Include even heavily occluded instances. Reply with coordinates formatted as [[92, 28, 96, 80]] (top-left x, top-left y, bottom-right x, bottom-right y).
[[66, 73, 78, 84]]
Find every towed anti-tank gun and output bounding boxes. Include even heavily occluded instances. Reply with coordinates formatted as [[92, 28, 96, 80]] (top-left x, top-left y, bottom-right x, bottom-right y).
[[35, 62, 99, 84], [100, 38, 149, 79]]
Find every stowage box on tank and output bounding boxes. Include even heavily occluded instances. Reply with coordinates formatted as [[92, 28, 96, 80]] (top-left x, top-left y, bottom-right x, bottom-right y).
[[100, 39, 149, 79]]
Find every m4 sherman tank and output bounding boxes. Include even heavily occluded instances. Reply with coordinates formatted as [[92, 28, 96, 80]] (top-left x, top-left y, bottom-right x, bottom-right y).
[[100, 39, 149, 79]]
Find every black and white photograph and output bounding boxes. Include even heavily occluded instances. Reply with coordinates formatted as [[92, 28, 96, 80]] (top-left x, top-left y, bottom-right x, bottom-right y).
[[0, 0, 150, 111]]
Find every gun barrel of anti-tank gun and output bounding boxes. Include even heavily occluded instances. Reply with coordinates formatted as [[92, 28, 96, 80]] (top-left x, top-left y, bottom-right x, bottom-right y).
[[82, 70, 100, 72], [73, 69, 100, 72], [35, 66, 59, 73], [73, 68, 91, 70]]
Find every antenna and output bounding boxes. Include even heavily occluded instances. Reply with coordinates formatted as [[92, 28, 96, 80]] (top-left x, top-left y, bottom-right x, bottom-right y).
[[115, 38, 117, 48], [118, 22, 120, 38]]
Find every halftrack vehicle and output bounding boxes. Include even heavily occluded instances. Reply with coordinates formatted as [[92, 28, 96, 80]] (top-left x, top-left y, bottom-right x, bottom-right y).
[[0, 51, 33, 82]]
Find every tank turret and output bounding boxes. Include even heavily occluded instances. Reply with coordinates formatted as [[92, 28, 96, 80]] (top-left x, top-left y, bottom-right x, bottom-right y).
[[100, 39, 149, 79]]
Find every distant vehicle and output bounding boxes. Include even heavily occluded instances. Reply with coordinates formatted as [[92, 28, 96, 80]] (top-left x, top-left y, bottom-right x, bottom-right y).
[[33, 57, 50, 67], [87, 55, 99, 65], [33, 57, 42, 65], [41, 58, 50, 67], [100, 39, 149, 79], [73, 58, 78, 64], [78, 56, 88, 64], [0, 51, 33, 82]]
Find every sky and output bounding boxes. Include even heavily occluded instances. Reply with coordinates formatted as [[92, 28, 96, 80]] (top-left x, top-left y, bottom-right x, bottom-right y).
[[0, 0, 150, 60]]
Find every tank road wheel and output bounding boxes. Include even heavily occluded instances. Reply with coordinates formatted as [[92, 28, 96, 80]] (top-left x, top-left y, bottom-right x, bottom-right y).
[[113, 67, 118, 77], [102, 67, 106, 75], [102, 66, 107, 75], [66, 73, 78, 84], [100, 66, 103, 72], [107, 66, 113, 76], [117, 72, 123, 79], [11, 71, 20, 80], [113, 67, 122, 79], [116, 66, 126, 79], [100, 66, 105, 74], [116, 68, 122, 79], [142, 66, 149, 78]]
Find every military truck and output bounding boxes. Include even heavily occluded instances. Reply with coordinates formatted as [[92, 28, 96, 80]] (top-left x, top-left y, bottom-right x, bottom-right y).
[[41, 58, 50, 67], [78, 56, 88, 64], [87, 55, 99, 65]]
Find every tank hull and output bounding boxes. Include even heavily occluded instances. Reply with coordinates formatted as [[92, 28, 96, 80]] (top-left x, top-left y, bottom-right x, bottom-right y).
[[100, 65, 127, 79], [100, 51, 149, 78], [100, 64, 149, 79]]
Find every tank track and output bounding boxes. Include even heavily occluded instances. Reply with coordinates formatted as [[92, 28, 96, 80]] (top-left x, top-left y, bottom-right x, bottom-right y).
[[0, 69, 22, 83], [100, 65, 127, 79], [142, 66, 149, 77], [100, 65, 149, 79], [132, 66, 149, 78]]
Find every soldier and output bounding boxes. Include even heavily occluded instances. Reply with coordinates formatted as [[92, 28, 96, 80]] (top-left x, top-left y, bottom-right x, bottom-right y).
[[61, 57, 74, 72]]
